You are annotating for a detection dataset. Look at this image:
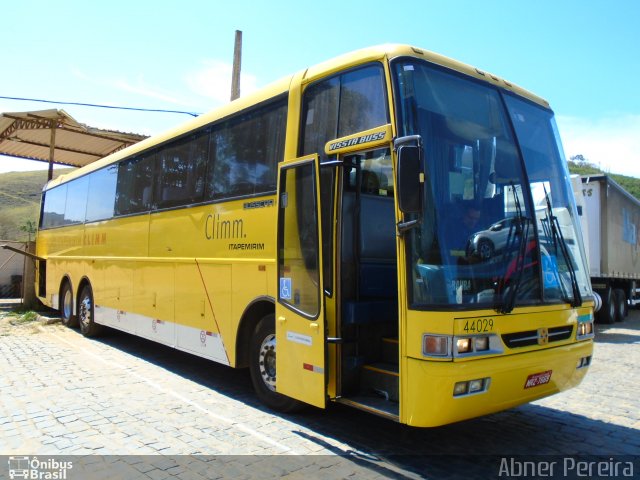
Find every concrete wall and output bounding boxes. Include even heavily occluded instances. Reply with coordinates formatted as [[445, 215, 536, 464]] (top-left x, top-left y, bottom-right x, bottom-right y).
[[0, 241, 27, 298]]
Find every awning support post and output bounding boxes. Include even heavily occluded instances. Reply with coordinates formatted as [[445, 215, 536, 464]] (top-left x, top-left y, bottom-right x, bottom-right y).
[[48, 121, 56, 181]]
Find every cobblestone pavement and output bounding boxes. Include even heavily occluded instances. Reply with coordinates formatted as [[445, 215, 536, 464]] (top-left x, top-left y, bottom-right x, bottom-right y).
[[0, 304, 638, 479]]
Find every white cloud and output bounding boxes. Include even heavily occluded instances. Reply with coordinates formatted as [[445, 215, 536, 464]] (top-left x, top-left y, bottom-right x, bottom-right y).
[[557, 114, 640, 178], [185, 60, 258, 105], [113, 76, 182, 105], [70, 67, 192, 107]]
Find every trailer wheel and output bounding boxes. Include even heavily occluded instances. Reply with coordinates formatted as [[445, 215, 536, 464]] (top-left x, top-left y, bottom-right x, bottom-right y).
[[613, 289, 626, 322], [249, 314, 303, 413], [596, 287, 616, 324]]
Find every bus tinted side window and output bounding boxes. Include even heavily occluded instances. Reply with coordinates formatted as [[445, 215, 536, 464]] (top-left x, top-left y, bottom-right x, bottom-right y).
[[64, 176, 89, 224], [115, 154, 156, 215], [41, 185, 68, 228], [157, 133, 207, 208], [86, 165, 117, 222], [206, 98, 286, 200]]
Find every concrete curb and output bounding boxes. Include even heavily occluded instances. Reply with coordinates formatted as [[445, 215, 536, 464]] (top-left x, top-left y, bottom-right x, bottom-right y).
[[37, 314, 61, 325]]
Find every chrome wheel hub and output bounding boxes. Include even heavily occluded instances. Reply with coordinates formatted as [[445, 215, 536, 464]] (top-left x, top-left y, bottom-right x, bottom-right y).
[[258, 333, 276, 392], [79, 295, 91, 327], [63, 289, 73, 320]]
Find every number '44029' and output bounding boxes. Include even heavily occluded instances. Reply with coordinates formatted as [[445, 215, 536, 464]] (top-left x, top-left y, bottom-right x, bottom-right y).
[[463, 318, 494, 333]]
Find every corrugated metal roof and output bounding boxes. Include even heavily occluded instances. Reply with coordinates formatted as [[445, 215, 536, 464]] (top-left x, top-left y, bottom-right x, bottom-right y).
[[0, 109, 148, 168]]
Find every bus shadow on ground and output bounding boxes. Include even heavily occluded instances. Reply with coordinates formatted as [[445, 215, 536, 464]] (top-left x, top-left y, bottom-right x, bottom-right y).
[[86, 326, 638, 479]]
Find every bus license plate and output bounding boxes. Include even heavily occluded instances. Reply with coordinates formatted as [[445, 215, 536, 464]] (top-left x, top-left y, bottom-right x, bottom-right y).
[[524, 370, 552, 389]]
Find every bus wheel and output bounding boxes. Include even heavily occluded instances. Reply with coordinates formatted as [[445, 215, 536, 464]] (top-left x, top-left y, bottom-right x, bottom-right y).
[[613, 289, 626, 322], [78, 285, 103, 337], [596, 287, 616, 324], [249, 314, 303, 412], [59, 282, 78, 327]]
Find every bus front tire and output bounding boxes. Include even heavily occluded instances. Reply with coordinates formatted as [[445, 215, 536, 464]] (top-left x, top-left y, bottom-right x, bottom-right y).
[[249, 314, 303, 413], [78, 285, 103, 337], [59, 282, 78, 327]]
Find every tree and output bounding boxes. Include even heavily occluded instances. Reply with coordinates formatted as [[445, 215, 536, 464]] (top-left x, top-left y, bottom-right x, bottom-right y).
[[570, 154, 588, 163], [19, 220, 37, 242]]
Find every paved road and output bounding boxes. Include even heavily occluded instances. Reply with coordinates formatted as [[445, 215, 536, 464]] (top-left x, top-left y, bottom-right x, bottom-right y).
[[0, 304, 638, 479]]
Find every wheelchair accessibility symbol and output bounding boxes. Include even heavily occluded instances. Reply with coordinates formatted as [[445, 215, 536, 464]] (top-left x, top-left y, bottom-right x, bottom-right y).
[[542, 255, 560, 288], [280, 277, 292, 300]]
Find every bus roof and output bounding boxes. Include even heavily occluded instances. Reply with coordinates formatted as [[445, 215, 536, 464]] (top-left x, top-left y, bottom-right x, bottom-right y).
[[47, 44, 550, 188]]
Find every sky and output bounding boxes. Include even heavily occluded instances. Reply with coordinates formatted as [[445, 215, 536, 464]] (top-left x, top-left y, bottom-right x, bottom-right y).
[[1, 0, 639, 176]]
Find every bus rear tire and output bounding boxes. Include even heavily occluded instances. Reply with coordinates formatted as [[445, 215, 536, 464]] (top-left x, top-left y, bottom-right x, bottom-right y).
[[78, 285, 103, 337], [249, 314, 303, 413], [59, 281, 78, 327]]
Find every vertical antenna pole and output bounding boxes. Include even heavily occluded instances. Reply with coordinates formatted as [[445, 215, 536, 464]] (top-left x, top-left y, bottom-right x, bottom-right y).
[[231, 30, 242, 101]]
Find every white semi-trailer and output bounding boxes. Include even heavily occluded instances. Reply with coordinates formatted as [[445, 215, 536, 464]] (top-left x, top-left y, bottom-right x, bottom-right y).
[[575, 174, 640, 323]]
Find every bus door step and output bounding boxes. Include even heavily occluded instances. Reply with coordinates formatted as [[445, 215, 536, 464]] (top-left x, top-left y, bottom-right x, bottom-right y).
[[361, 362, 399, 403]]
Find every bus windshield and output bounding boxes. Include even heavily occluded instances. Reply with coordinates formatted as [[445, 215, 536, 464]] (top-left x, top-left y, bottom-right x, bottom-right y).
[[393, 59, 590, 310]]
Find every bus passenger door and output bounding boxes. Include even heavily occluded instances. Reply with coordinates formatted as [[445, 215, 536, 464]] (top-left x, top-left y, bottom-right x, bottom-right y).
[[275, 155, 326, 408]]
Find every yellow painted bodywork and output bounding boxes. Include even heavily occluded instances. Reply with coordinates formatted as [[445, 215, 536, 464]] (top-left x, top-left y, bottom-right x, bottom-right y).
[[37, 197, 277, 367], [402, 339, 592, 427], [275, 156, 326, 408], [400, 305, 593, 426]]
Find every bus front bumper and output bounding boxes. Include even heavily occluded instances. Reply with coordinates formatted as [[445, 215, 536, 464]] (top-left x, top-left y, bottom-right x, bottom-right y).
[[402, 340, 593, 427]]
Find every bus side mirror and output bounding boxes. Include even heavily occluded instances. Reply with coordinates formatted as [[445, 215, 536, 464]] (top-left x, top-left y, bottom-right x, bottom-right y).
[[396, 144, 423, 214]]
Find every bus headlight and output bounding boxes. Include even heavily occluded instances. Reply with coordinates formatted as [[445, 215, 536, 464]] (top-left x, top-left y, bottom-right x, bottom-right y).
[[453, 334, 502, 357], [456, 338, 471, 353], [474, 336, 489, 351], [423, 334, 503, 358]]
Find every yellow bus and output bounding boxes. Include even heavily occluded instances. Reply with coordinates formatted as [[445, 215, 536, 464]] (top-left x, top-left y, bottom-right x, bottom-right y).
[[35, 44, 594, 427]]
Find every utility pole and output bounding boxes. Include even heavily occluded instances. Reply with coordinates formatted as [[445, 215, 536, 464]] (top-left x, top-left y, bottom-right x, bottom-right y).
[[231, 30, 242, 101]]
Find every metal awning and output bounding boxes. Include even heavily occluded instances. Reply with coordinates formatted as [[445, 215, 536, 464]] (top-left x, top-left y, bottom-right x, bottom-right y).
[[0, 109, 148, 179]]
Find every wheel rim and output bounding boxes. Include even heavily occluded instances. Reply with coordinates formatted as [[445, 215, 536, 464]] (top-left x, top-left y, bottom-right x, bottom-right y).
[[79, 293, 92, 328], [479, 242, 492, 259], [258, 333, 276, 392], [62, 288, 73, 320]]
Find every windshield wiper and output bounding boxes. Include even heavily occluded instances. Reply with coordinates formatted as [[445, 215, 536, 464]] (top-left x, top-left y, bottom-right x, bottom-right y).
[[498, 183, 529, 314], [543, 187, 582, 307]]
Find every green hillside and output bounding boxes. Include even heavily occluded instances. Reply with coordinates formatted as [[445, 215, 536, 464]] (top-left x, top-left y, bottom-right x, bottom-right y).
[[0, 168, 73, 241], [567, 161, 640, 200]]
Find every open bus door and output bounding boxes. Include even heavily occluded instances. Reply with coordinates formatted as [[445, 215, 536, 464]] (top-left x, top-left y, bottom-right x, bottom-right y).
[[275, 155, 326, 408]]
